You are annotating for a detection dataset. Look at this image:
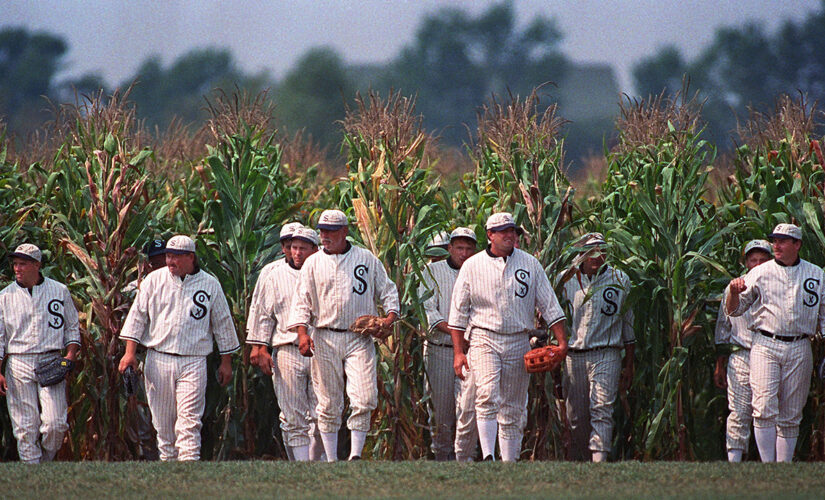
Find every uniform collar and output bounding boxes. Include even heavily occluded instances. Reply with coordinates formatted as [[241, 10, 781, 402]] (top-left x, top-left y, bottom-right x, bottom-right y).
[[446, 257, 460, 270], [16, 273, 45, 294], [324, 241, 351, 255], [486, 245, 514, 262], [288, 260, 301, 270], [775, 256, 801, 267]]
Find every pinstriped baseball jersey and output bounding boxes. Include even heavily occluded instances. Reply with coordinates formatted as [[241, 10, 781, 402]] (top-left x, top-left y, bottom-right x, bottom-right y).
[[120, 267, 239, 355], [448, 248, 564, 334], [247, 262, 305, 347], [419, 259, 460, 345], [731, 259, 825, 337], [288, 244, 399, 330], [246, 259, 288, 345], [715, 282, 754, 349], [559, 266, 635, 349], [0, 277, 80, 360]]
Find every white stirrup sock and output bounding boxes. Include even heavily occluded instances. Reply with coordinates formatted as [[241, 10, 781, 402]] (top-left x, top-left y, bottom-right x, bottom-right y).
[[592, 451, 608, 463], [727, 449, 743, 463], [477, 419, 498, 460], [776, 436, 797, 463], [350, 430, 367, 459], [310, 433, 326, 462], [499, 437, 521, 462], [754, 426, 776, 462], [285, 444, 295, 461], [320, 432, 339, 462], [292, 445, 310, 461]]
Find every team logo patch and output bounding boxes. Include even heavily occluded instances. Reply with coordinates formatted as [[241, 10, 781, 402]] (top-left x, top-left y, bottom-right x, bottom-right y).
[[190, 290, 211, 319], [803, 278, 820, 307], [515, 269, 530, 298], [47, 299, 64, 329], [353, 265, 368, 295], [600, 287, 619, 316]]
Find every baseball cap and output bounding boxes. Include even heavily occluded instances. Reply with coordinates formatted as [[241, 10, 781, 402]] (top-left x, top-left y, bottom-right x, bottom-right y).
[[280, 222, 304, 241], [165, 235, 196, 254], [143, 239, 166, 257], [291, 227, 320, 246], [10, 243, 42, 263], [577, 232, 606, 248], [743, 239, 772, 256], [317, 209, 348, 230], [450, 227, 477, 243], [486, 212, 516, 232], [427, 231, 450, 248], [768, 223, 802, 241]]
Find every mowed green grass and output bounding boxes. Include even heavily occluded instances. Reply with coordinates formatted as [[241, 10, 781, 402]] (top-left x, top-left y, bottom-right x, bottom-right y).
[[1, 461, 824, 499]]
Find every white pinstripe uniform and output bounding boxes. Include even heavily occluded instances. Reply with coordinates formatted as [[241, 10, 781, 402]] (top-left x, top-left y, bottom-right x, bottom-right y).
[[288, 241, 399, 459], [560, 265, 634, 461], [731, 234, 825, 461], [120, 266, 239, 461], [419, 256, 478, 461], [0, 276, 80, 463], [246, 257, 322, 460], [448, 246, 565, 461]]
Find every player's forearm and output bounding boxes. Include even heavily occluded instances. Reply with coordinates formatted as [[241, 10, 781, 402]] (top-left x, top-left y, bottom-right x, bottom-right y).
[[64, 343, 80, 361], [124, 340, 139, 357], [549, 321, 567, 349], [449, 327, 466, 354], [725, 290, 740, 315], [623, 343, 635, 368], [434, 321, 451, 335]]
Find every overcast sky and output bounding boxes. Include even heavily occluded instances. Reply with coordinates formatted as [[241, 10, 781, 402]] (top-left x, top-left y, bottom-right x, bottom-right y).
[[4, 0, 821, 93]]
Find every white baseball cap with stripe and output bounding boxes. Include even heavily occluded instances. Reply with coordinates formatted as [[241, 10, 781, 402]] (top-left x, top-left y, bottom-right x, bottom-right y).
[[743, 239, 772, 256], [768, 223, 802, 240], [292, 226, 320, 246], [166, 235, 196, 254], [10, 243, 42, 263], [450, 227, 477, 243], [486, 212, 516, 231], [317, 209, 348, 230], [280, 222, 304, 241]]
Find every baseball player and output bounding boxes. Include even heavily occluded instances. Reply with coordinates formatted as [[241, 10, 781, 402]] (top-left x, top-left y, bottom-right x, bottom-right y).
[[714, 239, 772, 462], [418, 227, 478, 461], [288, 209, 399, 461], [0, 244, 80, 463], [727, 223, 825, 462], [425, 231, 450, 262], [118, 235, 239, 461], [247, 227, 324, 461], [558, 233, 634, 462], [449, 212, 567, 462], [124, 239, 167, 297]]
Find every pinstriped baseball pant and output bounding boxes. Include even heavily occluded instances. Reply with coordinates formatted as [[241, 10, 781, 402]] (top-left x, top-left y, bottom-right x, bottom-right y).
[[424, 342, 461, 458], [750, 334, 812, 438], [144, 350, 207, 461], [564, 348, 621, 459], [454, 353, 478, 461], [468, 330, 531, 441], [726, 349, 752, 452], [273, 344, 319, 447], [5, 353, 68, 463], [311, 329, 377, 433]]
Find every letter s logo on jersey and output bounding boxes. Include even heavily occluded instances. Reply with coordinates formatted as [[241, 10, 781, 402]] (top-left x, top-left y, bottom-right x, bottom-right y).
[[600, 287, 619, 316], [803, 278, 820, 307], [47, 299, 65, 329], [190, 290, 211, 319], [353, 265, 368, 295], [515, 269, 530, 298]]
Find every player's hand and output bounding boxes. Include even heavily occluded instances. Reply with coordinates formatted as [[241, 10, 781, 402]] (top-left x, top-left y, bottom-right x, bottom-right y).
[[454, 351, 470, 380], [459, 337, 469, 355], [729, 278, 746, 295], [714, 356, 728, 389], [620, 362, 634, 392], [218, 359, 233, 386], [298, 333, 314, 357], [0, 374, 6, 396], [258, 351, 274, 376], [118, 353, 138, 374]]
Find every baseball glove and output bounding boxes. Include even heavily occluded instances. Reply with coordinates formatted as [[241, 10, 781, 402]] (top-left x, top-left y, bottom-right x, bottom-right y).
[[34, 357, 74, 387], [123, 366, 139, 397], [349, 315, 391, 338], [524, 345, 565, 373]]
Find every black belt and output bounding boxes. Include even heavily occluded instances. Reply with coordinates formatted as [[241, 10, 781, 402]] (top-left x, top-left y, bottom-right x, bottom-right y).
[[426, 340, 454, 348], [150, 349, 184, 357], [569, 345, 617, 354], [323, 327, 348, 332], [759, 330, 807, 342]]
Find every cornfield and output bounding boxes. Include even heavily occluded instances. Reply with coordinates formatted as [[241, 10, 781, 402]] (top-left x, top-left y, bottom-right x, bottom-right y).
[[0, 85, 824, 462]]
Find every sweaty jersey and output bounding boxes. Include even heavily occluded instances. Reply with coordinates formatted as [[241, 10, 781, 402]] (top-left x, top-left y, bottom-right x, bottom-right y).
[[288, 244, 399, 330], [418, 258, 461, 345], [120, 267, 240, 355], [559, 266, 635, 350], [0, 277, 80, 360], [246, 259, 285, 341], [247, 261, 305, 347], [448, 247, 565, 335], [715, 281, 754, 349], [731, 258, 825, 338]]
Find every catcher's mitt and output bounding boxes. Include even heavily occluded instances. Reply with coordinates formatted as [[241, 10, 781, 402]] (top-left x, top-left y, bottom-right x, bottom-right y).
[[123, 366, 139, 397], [35, 357, 74, 386], [524, 345, 565, 373], [349, 315, 391, 338]]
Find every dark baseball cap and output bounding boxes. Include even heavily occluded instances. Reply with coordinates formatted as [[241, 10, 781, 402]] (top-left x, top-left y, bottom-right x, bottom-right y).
[[143, 239, 166, 257]]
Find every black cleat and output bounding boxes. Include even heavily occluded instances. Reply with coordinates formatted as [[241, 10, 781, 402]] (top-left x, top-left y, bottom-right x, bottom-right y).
[[349, 455, 361, 461], [483, 455, 494, 461]]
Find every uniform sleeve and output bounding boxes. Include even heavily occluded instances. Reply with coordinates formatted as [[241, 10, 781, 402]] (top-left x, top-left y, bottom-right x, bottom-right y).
[[448, 264, 471, 331], [818, 272, 825, 338], [419, 265, 444, 332], [0, 302, 6, 361], [373, 256, 400, 315], [250, 276, 277, 347], [120, 279, 151, 343], [730, 274, 758, 317], [287, 264, 313, 330], [62, 286, 81, 348], [618, 273, 635, 344], [210, 283, 240, 354], [714, 285, 733, 345], [245, 271, 268, 346], [536, 262, 565, 327]]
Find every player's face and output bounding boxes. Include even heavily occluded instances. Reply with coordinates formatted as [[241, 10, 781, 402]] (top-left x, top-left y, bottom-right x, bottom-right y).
[[771, 237, 801, 265], [166, 252, 196, 277], [148, 254, 167, 271], [448, 238, 476, 267], [281, 238, 293, 263], [291, 240, 317, 268], [320, 227, 348, 253], [487, 227, 516, 256], [581, 250, 606, 275], [744, 249, 772, 271], [12, 257, 41, 287]]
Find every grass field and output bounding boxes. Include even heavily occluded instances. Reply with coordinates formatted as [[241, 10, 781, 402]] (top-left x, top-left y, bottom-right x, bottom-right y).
[[0, 461, 824, 499]]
